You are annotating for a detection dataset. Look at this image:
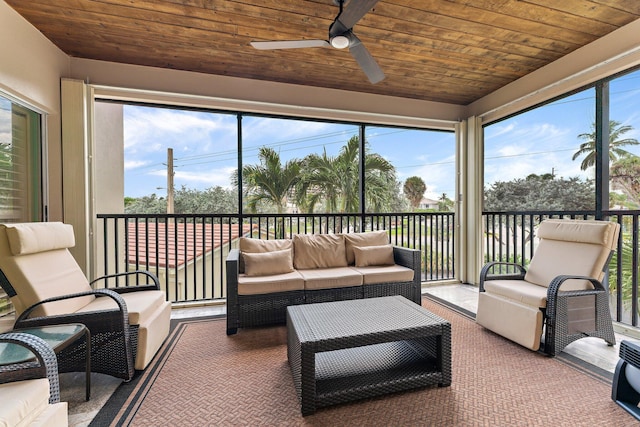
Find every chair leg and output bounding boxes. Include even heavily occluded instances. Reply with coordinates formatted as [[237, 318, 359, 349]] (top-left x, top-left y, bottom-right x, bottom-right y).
[[612, 359, 640, 421]]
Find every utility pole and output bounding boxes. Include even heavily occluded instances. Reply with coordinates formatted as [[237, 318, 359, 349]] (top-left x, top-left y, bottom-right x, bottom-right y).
[[166, 148, 175, 214]]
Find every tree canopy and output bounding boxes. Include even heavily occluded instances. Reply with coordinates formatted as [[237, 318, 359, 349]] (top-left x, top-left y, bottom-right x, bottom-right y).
[[232, 147, 301, 214], [403, 176, 426, 209], [572, 120, 639, 170], [125, 186, 237, 214], [610, 154, 640, 208], [484, 174, 594, 211]]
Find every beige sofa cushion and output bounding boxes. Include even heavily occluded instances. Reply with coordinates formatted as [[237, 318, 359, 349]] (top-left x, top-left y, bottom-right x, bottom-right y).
[[298, 267, 363, 290], [243, 249, 294, 276], [353, 244, 394, 267], [4, 222, 75, 255], [239, 237, 292, 253], [239, 237, 292, 273], [343, 230, 388, 265], [238, 271, 305, 295], [351, 265, 414, 285], [293, 234, 347, 269], [482, 279, 548, 308]]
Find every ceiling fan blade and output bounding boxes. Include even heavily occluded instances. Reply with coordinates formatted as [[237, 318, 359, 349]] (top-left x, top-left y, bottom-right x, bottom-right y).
[[250, 40, 329, 50], [337, 0, 381, 30], [349, 36, 385, 84]]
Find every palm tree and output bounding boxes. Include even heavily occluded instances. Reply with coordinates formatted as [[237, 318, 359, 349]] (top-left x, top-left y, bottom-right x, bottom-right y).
[[403, 176, 426, 209], [299, 136, 396, 213], [572, 120, 639, 170], [438, 192, 454, 211], [232, 147, 301, 214]]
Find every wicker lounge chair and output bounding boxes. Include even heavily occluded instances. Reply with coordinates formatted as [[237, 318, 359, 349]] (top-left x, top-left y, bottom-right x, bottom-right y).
[[0, 222, 171, 381], [476, 218, 620, 356]]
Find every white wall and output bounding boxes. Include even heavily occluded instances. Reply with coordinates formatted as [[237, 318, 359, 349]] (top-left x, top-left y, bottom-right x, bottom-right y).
[[0, 0, 69, 221], [69, 58, 463, 130]]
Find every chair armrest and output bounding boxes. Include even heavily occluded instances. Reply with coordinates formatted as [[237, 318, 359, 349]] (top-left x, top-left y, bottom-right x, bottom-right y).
[[15, 288, 128, 325], [0, 332, 60, 403], [547, 274, 605, 295], [479, 262, 527, 291], [545, 274, 605, 322], [90, 270, 160, 291], [620, 340, 640, 370]]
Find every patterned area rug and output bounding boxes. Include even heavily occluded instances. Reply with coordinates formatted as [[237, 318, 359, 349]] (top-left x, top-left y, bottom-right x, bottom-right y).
[[90, 298, 635, 426]]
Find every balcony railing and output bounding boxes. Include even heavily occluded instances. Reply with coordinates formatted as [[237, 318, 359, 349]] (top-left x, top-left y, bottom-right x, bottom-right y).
[[483, 210, 640, 326], [95, 212, 456, 303], [95, 210, 640, 328]]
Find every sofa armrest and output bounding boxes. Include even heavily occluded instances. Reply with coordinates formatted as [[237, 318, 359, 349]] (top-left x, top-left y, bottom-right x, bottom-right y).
[[479, 261, 527, 291], [391, 246, 421, 303], [225, 249, 240, 335], [393, 246, 420, 272]]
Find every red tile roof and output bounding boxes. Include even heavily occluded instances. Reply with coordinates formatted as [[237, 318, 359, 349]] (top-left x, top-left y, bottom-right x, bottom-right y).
[[127, 222, 254, 268]]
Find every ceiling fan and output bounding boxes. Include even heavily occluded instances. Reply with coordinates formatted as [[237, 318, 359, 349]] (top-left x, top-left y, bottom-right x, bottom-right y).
[[250, 0, 384, 84]]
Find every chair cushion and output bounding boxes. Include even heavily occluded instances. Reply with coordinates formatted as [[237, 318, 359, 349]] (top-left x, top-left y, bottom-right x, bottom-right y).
[[293, 234, 348, 269], [525, 219, 620, 288], [3, 222, 75, 256], [75, 289, 167, 325], [351, 265, 414, 285], [476, 292, 543, 351], [0, 378, 51, 427], [243, 249, 294, 276], [353, 244, 395, 267], [483, 279, 548, 308], [343, 230, 389, 265], [525, 240, 608, 290], [0, 248, 95, 317], [29, 402, 68, 427], [237, 271, 305, 295], [298, 267, 363, 290], [537, 219, 618, 248]]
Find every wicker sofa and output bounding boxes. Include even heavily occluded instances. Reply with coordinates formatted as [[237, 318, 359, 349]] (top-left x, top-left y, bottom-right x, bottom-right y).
[[226, 231, 421, 335]]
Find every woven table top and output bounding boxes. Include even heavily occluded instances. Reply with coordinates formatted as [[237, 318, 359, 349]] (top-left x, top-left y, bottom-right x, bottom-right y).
[[287, 296, 449, 344]]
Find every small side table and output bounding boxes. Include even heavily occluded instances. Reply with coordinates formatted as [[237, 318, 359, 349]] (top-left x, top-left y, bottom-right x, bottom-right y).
[[0, 323, 91, 400]]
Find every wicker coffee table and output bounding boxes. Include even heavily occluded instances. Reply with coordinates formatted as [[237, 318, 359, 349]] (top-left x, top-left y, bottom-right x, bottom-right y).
[[286, 295, 451, 415]]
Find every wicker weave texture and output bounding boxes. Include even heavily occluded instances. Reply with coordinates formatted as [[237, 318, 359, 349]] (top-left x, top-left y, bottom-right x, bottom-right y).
[[287, 296, 451, 415]]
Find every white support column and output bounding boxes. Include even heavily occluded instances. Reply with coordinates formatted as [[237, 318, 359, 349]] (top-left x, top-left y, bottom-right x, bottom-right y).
[[61, 78, 94, 276], [457, 116, 484, 285]]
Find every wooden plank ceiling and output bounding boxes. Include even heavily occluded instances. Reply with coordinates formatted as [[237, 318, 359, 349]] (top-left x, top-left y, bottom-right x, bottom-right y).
[[7, 0, 640, 105]]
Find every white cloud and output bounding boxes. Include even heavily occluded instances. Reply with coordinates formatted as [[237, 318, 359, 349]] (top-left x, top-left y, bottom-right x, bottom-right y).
[[123, 106, 237, 153], [124, 160, 150, 170], [148, 166, 236, 189]]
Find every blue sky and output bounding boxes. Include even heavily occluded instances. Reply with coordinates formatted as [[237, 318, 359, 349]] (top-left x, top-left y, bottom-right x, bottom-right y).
[[122, 69, 640, 200], [123, 109, 457, 200]]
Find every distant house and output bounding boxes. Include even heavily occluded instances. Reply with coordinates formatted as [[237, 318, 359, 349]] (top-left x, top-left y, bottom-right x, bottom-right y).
[[127, 222, 254, 302], [419, 197, 440, 210]]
